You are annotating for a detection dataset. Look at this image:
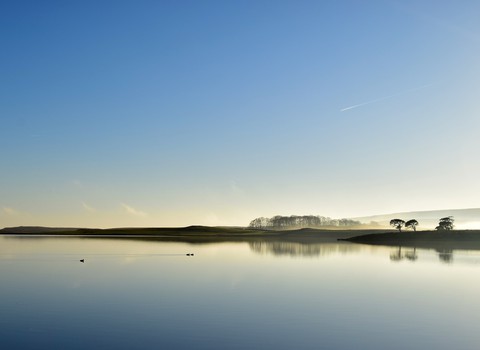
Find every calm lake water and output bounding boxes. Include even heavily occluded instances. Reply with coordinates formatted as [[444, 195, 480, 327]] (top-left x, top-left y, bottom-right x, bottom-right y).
[[1, 235, 480, 349]]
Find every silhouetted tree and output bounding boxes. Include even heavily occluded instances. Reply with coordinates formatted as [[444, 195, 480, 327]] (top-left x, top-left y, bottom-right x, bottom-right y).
[[435, 216, 454, 231], [248, 215, 361, 229], [405, 219, 419, 232], [390, 219, 405, 232], [249, 217, 270, 229]]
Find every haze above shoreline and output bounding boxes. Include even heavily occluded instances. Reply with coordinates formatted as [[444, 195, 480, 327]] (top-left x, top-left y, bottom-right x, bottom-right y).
[[2, 207, 479, 232]]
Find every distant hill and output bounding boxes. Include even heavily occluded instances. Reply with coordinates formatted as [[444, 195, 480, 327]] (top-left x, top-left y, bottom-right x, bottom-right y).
[[354, 208, 480, 230], [0, 226, 80, 234]]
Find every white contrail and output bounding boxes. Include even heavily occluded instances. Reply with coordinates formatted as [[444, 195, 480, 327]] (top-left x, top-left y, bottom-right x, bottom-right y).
[[340, 83, 432, 112]]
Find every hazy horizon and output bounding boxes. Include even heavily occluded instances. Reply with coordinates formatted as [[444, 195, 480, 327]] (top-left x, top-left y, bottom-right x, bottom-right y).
[[1, 1, 479, 228], [2, 206, 480, 231]]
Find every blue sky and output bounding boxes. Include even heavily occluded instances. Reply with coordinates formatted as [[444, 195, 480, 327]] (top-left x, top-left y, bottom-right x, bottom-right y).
[[1, 1, 480, 227]]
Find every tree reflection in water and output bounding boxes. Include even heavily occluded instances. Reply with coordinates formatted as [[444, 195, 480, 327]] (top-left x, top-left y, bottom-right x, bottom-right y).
[[390, 247, 418, 262], [390, 246, 403, 261], [405, 247, 418, 261], [389, 246, 456, 263], [250, 241, 459, 264], [437, 249, 453, 263], [249, 241, 359, 257]]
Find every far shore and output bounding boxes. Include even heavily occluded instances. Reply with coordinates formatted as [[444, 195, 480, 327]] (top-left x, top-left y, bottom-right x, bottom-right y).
[[0, 225, 385, 235], [0, 226, 386, 244], [3, 226, 480, 249]]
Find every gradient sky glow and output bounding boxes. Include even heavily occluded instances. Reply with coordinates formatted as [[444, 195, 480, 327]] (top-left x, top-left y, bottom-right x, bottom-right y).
[[1, 1, 480, 228]]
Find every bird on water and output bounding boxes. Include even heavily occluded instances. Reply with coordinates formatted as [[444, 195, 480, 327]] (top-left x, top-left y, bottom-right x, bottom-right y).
[[80, 259, 85, 263]]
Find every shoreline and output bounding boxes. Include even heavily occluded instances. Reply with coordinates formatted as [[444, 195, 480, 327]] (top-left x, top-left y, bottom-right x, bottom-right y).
[[0, 227, 388, 244], [4, 227, 480, 250], [341, 230, 480, 250]]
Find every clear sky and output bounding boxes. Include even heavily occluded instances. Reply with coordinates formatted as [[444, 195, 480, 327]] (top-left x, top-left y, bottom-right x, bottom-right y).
[[1, 1, 480, 228]]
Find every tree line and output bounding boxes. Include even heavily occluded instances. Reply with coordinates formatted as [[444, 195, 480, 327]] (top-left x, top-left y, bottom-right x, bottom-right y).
[[249, 215, 361, 229], [389, 216, 454, 232]]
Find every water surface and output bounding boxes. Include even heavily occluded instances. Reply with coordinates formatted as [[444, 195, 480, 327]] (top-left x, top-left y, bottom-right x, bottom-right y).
[[1, 235, 479, 349]]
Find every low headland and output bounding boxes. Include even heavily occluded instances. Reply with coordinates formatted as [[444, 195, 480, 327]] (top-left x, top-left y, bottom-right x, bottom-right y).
[[340, 230, 480, 250]]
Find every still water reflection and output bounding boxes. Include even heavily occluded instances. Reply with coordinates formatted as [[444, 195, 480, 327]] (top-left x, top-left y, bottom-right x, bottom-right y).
[[387, 246, 470, 264], [249, 240, 479, 265], [249, 241, 360, 257], [1, 235, 480, 349]]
